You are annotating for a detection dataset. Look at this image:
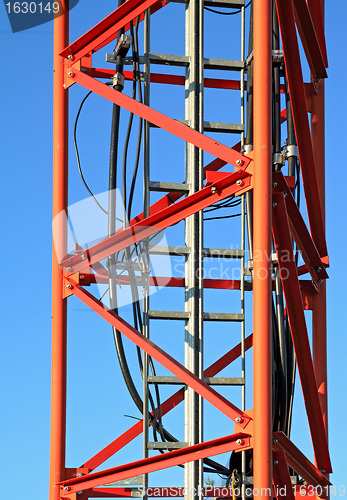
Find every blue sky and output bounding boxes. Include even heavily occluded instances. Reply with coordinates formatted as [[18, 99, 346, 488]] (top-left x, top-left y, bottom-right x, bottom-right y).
[[0, 1, 346, 498]]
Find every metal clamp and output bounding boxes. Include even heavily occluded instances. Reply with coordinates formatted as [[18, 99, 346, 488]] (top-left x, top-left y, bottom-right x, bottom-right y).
[[272, 49, 284, 63], [273, 153, 285, 166], [245, 50, 253, 67], [114, 34, 132, 57], [113, 72, 125, 89], [285, 145, 298, 158]]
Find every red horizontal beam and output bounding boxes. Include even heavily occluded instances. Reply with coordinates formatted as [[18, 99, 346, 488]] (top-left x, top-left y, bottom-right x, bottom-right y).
[[83, 334, 253, 471], [61, 170, 251, 273], [90, 68, 241, 90], [61, 433, 250, 494], [272, 194, 331, 474], [66, 277, 251, 427], [275, 0, 327, 258], [293, 0, 327, 79], [89, 274, 243, 290], [273, 432, 331, 486]]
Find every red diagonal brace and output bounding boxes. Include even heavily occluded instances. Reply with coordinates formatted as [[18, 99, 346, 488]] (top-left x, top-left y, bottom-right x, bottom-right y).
[[83, 334, 253, 471], [272, 450, 295, 500], [65, 277, 251, 428], [273, 432, 331, 486], [272, 172, 328, 282], [275, 0, 327, 258], [307, 0, 328, 68], [61, 169, 251, 273], [61, 0, 166, 63], [60, 433, 251, 494], [272, 194, 331, 474], [66, 70, 251, 170], [293, 0, 327, 79]]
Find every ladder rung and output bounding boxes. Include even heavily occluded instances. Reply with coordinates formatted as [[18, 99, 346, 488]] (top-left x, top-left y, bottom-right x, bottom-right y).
[[148, 247, 244, 258], [148, 376, 245, 386], [203, 312, 244, 321], [148, 310, 190, 320], [204, 248, 244, 258], [169, 0, 245, 7], [204, 121, 244, 134], [204, 58, 244, 71], [149, 245, 190, 256], [149, 181, 190, 193], [147, 442, 189, 450], [148, 311, 244, 321], [204, 377, 245, 385], [147, 53, 190, 67]]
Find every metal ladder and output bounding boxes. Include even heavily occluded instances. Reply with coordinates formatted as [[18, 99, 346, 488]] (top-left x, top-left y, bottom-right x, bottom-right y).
[[139, 1, 248, 498]]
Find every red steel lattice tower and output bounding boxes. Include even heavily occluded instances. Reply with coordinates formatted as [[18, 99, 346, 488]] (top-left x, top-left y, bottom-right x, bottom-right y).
[[50, 1, 331, 499]]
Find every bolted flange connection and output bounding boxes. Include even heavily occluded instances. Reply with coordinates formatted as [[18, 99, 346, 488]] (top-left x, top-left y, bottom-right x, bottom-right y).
[[68, 71, 74, 78], [273, 460, 279, 466], [236, 439, 243, 445], [211, 186, 217, 194], [235, 417, 243, 423], [273, 202, 277, 208], [64, 486, 70, 492], [236, 159, 244, 166], [66, 284, 72, 289], [236, 179, 244, 186]]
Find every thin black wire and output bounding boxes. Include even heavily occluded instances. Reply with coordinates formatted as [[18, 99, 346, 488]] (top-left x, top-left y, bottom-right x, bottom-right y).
[[204, 213, 242, 221], [74, 86, 123, 221], [204, 0, 251, 16]]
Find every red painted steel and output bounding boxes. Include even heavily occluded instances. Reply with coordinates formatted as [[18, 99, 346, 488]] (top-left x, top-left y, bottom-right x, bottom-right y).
[[272, 450, 295, 500], [61, 170, 251, 272], [275, 0, 327, 258], [61, 0, 162, 62], [310, 4, 329, 457], [90, 68, 241, 90], [49, 4, 69, 500], [60, 433, 250, 494], [51, 0, 332, 494], [273, 432, 331, 487], [88, 487, 238, 498], [253, 0, 273, 496], [311, 44, 329, 487], [66, 277, 252, 426], [88, 273, 243, 290], [307, 0, 328, 67], [272, 193, 331, 473], [272, 172, 328, 282], [83, 334, 253, 471], [293, 0, 327, 79]]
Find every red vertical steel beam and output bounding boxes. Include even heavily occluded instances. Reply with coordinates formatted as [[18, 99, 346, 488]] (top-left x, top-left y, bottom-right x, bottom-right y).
[[49, 3, 69, 500], [253, 0, 273, 496], [309, 0, 329, 472]]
